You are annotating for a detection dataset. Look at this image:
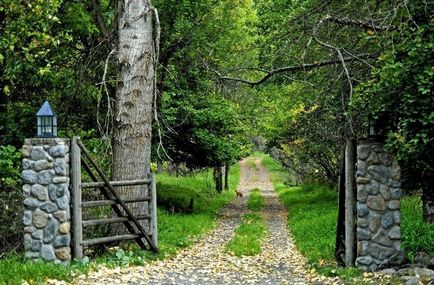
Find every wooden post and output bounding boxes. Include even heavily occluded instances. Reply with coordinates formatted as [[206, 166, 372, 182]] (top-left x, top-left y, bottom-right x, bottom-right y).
[[71, 137, 83, 259], [345, 139, 355, 266], [150, 173, 158, 247]]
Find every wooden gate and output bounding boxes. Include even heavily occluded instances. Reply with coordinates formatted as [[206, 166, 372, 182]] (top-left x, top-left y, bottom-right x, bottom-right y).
[[70, 137, 158, 259]]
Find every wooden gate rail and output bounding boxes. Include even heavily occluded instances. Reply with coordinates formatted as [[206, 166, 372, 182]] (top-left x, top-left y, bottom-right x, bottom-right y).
[[71, 137, 158, 259]]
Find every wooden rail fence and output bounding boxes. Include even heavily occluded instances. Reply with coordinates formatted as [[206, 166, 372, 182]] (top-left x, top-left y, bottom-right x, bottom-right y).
[[71, 137, 158, 259]]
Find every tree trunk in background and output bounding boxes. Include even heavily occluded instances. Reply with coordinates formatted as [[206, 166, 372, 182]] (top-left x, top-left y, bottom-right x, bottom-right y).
[[224, 162, 230, 190], [335, 145, 346, 266], [214, 166, 223, 193], [422, 173, 434, 223], [344, 139, 356, 267], [111, 0, 157, 235]]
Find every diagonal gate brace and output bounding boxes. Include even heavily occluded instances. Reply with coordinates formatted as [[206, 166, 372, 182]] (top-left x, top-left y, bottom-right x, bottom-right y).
[[77, 139, 158, 253]]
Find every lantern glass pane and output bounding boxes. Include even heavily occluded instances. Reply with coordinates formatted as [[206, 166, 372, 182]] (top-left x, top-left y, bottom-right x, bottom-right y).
[[37, 116, 42, 136], [53, 116, 57, 136]]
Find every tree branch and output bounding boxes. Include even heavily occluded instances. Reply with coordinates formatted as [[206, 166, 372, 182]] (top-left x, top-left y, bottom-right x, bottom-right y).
[[92, 0, 110, 40], [219, 53, 376, 87], [323, 15, 394, 32]]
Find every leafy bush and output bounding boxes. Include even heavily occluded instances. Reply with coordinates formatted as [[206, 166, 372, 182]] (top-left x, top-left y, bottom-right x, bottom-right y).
[[0, 145, 21, 187], [0, 145, 23, 255]]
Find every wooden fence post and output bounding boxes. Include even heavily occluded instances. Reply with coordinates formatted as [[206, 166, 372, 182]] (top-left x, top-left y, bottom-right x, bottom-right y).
[[71, 137, 83, 259], [345, 139, 356, 266], [151, 173, 158, 247]]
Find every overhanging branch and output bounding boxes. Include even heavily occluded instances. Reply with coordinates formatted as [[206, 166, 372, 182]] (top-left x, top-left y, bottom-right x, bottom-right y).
[[219, 53, 376, 86], [323, 15, 394, 32]]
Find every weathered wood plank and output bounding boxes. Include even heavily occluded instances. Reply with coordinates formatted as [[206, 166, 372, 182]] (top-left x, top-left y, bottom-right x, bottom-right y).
[[82, 234, 147, 246], [71, 137, 83, 259], [81, 197, 151, 208], [77, 139, 159, 253], [81, 179, 151, 188], [80, 158, 148, 251], [83, 215, 151, 227], [150, 173, 158, 247]]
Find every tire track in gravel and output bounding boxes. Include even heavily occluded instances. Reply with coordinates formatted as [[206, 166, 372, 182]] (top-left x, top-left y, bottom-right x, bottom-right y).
[[59, 157, 343, 285]]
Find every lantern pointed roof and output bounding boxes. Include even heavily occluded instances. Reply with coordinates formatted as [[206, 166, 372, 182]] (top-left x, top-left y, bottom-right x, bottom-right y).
[[36, 101, 56, 116]]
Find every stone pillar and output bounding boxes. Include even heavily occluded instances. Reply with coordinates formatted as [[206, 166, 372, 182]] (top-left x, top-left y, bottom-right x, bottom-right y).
[[355, 139, 402, 271], [21, 138, 71, 264]]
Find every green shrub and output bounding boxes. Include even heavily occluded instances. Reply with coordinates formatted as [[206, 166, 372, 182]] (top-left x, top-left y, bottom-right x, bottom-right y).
[[0, 145, 23, 255], [0, 145, 21, 187]]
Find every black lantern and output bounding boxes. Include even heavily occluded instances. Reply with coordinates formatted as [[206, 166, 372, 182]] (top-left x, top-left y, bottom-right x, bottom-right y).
[[368, 118, 378, 138], [36, 101, 57, 137]]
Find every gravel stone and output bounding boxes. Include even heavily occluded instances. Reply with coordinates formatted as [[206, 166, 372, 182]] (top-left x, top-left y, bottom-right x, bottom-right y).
[[65, 158, 345, 285]]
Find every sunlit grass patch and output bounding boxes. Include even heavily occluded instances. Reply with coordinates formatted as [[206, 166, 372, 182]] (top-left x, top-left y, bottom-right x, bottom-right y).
[[247, 188, 265, 212], [226, 213, 267, 256]]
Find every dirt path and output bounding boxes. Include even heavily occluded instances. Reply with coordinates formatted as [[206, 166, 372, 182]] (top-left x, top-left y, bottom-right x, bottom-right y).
[[63, 158, 342, 285]]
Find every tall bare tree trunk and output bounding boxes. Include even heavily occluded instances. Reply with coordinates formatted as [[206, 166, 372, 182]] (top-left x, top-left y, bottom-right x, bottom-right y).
[[111, 0, 158, 235], [214, 166, 223, 193]]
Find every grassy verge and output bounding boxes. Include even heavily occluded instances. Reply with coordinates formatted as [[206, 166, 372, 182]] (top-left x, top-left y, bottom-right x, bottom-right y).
[[0, 164, 240, 285], [260, 153, 434, 279], [226, 187, 267, 256], [401, 195, 434, 260], [226, 213, 267, 256], [247, 188, 265, 211]]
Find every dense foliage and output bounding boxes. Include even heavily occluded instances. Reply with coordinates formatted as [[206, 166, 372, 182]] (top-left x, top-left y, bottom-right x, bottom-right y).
[[0, 0, 432, 257]]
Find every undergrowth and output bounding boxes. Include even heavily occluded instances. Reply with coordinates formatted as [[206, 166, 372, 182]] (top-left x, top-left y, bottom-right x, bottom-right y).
[[0, 164, 239, 285], [260, 153, 434, 282]]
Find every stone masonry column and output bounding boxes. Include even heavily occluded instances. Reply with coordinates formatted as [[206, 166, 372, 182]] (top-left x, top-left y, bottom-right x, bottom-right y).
[[21, 138, 71, 264], [355, 139, 402, 271]]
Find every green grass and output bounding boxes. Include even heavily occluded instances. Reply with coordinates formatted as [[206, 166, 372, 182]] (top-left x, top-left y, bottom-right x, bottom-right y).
[[401, 195, 434, 260], [226, 188, 267, 256], [0, 164, 240, 285], [0, 255, 87, 285], [247, 188, 265, 212], [260, 152, 434, 281], [226, 213, 267, 256]]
